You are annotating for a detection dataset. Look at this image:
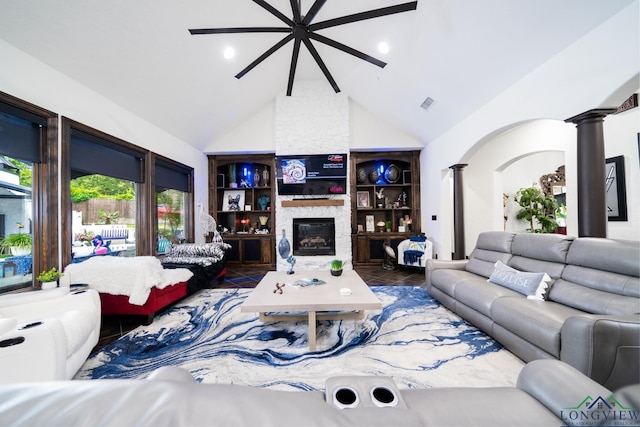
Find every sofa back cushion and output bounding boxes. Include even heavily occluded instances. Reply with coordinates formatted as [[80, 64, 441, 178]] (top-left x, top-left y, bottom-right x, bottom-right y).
[[549, 238, 640, 315], [465, 231, 515, 278], [508, 233, 574, 280]]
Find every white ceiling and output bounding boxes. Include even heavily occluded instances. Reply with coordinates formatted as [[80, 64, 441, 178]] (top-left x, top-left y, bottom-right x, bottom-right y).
[[0, 0, 633, 151]]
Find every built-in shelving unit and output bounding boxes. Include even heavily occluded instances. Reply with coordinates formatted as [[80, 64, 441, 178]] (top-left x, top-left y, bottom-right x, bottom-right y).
[[208, 154, 276, 265], [350, 150, 421, 265]]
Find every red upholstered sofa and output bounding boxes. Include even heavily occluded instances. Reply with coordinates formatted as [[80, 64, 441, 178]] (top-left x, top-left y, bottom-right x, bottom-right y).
[[64, 242, 230, 324], [98, 281, 188, 325]]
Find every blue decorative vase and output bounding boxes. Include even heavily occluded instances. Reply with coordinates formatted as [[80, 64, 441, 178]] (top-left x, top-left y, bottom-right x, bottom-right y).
[[278, 229, 291, 259], [258, 195, 270, 211]]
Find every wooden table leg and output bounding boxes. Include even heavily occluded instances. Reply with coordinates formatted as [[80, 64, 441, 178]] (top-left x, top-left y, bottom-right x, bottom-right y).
[[308, 311, 317, 350]]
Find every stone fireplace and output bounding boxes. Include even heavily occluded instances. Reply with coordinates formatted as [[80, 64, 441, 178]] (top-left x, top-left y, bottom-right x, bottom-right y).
[[292, 218, 336, 256], [275, 81, 351, 271]]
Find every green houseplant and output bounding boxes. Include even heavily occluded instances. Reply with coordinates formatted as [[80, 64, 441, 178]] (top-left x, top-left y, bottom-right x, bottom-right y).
[[330, 259, 343, 276], [1, 233, 32, 255], [37, 267, 63, 289], [514, 184, 559, 233]]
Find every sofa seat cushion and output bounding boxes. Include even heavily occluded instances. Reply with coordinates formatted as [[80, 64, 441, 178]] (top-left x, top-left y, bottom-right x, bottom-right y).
[[492, 297, 585, 357], [57, 309, 96, 355], [455, 281, 523, 318], [429, 269, 481, 298]]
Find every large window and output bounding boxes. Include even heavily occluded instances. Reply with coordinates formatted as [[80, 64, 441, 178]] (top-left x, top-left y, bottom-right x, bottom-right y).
[[62, 120, 145, 266], [155, 158, 192, 254], [0, 94, 57, 293], [0, 156, 33, 292]]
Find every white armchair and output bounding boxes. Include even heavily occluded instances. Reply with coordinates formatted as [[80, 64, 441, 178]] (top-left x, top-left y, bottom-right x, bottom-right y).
[[397, 238, 432, 268], [0, 287, 101, 383]]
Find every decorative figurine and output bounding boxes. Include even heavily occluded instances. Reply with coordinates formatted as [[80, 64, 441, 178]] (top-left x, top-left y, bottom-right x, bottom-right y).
[[253, 169, 260, 187], [395, 190, 408, 207], [262, 169, 270, 186]]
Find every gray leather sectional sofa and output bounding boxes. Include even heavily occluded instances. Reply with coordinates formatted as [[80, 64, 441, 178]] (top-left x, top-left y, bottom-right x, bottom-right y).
[[426, 231, 640, 390], [0, 360, 637, 426]]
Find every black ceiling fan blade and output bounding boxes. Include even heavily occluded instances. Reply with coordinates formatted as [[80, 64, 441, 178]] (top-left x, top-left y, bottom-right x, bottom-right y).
[[235, 33, 295, 79], [309, 1, 417, 31], [290, 0, 302, 24], [301, 38, 340, 93], [253, 0, 295, 26], [308, 32, 386, 68], [189, 27, 290, 35], [302, 0, 327, 25], [286, 38, 302, 96]]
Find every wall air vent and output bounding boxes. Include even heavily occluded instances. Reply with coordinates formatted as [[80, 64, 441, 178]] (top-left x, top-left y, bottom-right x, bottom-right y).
[[420, 97, 436, 111]]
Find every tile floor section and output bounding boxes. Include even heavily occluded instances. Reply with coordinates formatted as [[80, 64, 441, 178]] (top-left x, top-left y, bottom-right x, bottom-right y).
[[95, 264, 426, 352]]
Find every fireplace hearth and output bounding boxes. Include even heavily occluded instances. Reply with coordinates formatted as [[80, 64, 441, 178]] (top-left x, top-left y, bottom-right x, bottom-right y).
[[292, 218, 335, 256]]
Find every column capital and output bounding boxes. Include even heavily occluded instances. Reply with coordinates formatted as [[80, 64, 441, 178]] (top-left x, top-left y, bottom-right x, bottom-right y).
[[565, 108, 617, 124], [449, 163, 468, 170]]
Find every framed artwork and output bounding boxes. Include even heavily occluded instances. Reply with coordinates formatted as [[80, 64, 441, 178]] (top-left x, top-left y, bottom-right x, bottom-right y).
[[222, 190, 245, 211], [356, 191, 370, 208], [365, 215, 375, 232], [605, 156, 627, 221]]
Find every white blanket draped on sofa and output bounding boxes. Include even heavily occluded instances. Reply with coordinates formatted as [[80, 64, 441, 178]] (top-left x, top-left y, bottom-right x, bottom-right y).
[[63, 256, 193, 305]]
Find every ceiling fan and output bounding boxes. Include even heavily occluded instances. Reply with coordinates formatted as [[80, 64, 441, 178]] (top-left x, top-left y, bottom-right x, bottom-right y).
[[189, 0, 418, 95]]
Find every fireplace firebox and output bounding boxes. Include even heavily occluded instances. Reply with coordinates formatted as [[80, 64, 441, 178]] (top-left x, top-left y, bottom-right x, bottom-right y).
[[292, 218, 335, 256]]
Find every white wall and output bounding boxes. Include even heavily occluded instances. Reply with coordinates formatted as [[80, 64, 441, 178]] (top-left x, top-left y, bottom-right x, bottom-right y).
[[604, 108, 640, 240], [0, 39, 209, 244], [463, 120, 572, 254], [422, 3, 639, 258]]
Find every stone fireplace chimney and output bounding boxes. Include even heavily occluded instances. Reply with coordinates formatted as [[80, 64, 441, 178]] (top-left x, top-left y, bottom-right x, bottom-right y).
[[275, 80, 351, 271]]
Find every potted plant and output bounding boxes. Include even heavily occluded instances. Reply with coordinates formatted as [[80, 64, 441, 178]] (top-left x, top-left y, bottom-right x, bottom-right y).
[[37, 267, 63, 290], [227, 164, 237, 188], [514, 184, 559, 233], [330, 259, 343, 276], [1, 233, 32, 255]]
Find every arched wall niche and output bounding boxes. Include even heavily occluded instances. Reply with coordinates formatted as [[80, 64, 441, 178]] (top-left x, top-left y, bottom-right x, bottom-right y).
[[456, 119, 575, 255]]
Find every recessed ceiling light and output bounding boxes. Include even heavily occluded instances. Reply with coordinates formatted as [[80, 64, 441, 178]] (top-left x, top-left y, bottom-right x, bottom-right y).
[[223, 46, 235, 59], [378, 42, 390, 54]]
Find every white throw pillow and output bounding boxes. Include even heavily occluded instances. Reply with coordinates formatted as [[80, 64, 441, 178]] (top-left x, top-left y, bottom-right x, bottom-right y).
[[488, 261, 551, 301]]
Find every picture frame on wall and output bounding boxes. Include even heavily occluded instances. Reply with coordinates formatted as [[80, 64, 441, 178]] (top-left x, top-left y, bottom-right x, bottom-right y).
[[605, 155, 627, 221], [356, 191, 370, 208], [222, 190, 245, 212]]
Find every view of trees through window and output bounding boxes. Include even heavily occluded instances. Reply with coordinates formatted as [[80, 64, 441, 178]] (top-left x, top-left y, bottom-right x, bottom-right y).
[[157, 188, 185, 254], [71, 174, 136, 262], [0, 156, 33, 291]]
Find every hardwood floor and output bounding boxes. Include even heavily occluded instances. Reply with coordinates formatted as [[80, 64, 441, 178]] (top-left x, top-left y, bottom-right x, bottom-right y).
[[94, 263, 426, 352]]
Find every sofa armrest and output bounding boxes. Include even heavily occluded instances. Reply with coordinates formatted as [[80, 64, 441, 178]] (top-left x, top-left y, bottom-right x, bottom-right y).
[[517, 359, 612, 425], [0, 288, 70, 309], [560, 314, 640, 390], [425, 259, 468, 292], [0, 317, 67, 383]]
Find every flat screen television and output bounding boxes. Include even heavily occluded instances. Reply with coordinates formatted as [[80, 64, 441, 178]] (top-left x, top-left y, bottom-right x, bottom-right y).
[[275, 153, 347, 196]]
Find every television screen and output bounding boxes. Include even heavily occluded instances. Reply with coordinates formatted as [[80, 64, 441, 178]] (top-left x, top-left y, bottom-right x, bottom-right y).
[[276, 154, 347, 195]]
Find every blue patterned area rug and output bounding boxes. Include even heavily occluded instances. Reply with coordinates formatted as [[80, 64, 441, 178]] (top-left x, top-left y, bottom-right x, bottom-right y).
[[75, 286, 524, 391]]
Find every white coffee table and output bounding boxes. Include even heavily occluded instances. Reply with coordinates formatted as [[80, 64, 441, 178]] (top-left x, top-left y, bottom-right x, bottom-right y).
[[240, 270, 382, 350]]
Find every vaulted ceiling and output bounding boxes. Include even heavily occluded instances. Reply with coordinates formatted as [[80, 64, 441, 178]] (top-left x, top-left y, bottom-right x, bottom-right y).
[[0, 0, 634, 151]]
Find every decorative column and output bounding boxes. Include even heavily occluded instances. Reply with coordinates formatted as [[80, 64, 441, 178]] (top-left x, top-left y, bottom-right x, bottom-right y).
[[450, 164, 468, 260], [565, 109, 616, 238]]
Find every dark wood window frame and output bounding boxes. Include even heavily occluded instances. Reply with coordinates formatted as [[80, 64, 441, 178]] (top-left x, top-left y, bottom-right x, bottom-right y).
[[0, 91, 58, 288], [60, 118, 195, 266]]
